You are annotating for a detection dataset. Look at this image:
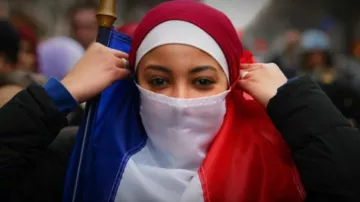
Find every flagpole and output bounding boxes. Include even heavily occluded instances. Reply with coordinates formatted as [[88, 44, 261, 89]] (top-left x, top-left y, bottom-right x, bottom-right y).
[[96, 0, 117, 45], [71, 1, 117, 201]]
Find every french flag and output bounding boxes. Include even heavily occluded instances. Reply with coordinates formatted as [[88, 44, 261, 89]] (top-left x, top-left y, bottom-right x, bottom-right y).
[[63, 1, 305, 202]]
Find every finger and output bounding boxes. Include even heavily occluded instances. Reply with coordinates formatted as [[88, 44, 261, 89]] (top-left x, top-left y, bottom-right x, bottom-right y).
[[237, 76, 251, 90], [238, 72, 256, 90], [114, 58, 133, 74], [240, 63, 261, 72], [114, 68, 131, 80], [240, 70, 258, 80], [239, 65, 260, 80], [111, 49, 128, 58], [240, 71, 249, 80], [122, 58, 130, 70], [113, 57, 125, 69]]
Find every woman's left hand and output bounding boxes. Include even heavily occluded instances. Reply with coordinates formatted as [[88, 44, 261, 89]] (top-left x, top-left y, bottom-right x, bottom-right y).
[[238, 63, 288, 107]]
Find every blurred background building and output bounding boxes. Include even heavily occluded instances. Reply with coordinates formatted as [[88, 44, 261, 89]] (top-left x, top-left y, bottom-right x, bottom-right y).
[[2, 0, 359, 56], [3, 0, 170, 39]]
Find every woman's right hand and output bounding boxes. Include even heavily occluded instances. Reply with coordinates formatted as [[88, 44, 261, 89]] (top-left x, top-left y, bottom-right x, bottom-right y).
[[61, 42, 130, 103]]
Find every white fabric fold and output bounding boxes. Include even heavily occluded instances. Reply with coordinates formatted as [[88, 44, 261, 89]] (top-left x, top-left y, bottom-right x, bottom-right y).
[[115, 84, 229, 201]]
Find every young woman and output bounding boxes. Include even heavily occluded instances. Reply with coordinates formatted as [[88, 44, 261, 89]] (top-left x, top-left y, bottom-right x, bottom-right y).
[[0, 1, 359, 202], [62, 1, 303, 201]]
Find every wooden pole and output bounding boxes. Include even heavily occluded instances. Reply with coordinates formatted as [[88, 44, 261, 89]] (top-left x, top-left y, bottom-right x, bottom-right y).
[[96, 0, 117, 28]]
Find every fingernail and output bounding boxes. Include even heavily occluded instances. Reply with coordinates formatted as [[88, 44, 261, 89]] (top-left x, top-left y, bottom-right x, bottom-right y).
[[240, 71, 249, 79]]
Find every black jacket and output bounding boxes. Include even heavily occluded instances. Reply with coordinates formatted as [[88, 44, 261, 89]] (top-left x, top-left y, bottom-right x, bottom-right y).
[[0, 76, 359, 202], [268, 77, 360, 201]]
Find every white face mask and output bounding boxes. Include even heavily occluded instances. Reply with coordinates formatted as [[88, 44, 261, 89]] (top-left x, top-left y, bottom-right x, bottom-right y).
[[136, 84, 230, 170]]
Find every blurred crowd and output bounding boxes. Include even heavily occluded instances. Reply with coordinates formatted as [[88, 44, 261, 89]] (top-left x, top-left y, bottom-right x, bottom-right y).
[[0, 1, 138, 126], [266, 29, 360, 127], [1, 1, 360, 127]]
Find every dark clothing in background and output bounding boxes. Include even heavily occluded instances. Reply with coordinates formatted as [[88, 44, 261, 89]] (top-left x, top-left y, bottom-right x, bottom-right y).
[[270, 54, 299, 78], [0, 76, 359, 201], [0, 20, 20, 64], [319, 82, 360, 127]]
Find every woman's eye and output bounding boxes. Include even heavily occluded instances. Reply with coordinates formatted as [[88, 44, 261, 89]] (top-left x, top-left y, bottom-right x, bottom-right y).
[[149, 77, 168, 87], [194, 78, 215, 86]]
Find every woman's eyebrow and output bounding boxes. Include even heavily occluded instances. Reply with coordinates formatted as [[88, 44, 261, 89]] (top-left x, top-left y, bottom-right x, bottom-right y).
[[190, 65, 217, 74], [145, 65, 172, 73]]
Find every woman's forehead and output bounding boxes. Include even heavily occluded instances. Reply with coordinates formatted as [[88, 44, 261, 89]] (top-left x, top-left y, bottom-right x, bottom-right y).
[[137, 44, 226, 78], [139, 44, 222, 68]]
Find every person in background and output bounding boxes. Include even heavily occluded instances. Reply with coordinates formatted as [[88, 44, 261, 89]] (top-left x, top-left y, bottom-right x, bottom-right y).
[[0, 21, 45, 109], [38, 36, 85, 126], [299, 29, 334, 83], [16, 25, 38, 72], [0, 69, 46, 108], [0, 20, 19, 74], [269, 29, 301, 78], [69, 1, 98, 49], [298, 29, 360, 88], [0, 1, 9, 18], [0, 70, 47, 88], [38, 36, 84, 80], [300, 29, 360, 126]]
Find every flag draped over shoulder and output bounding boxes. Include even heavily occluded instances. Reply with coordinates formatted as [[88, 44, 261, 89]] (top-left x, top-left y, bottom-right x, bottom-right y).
[[62, 29, 146, 202]]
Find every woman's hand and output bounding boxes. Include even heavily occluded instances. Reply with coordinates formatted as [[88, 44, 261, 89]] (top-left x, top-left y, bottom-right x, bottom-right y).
[[238, 63, 287, 107], [61, 43, 130, 103]]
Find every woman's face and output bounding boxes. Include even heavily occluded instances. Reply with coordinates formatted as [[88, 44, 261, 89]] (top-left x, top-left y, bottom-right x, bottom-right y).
[[306, 51, 326, 68], [137, 44, 228, 98], [18, 40, 36, 71]]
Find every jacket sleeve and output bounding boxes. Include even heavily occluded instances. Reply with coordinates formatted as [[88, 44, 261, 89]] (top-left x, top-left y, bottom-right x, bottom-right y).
[[267, 76, 360, 202], [0, 78, 78, 199]]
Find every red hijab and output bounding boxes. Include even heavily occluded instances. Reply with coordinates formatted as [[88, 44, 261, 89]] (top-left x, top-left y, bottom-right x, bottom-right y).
[[129, 1, 305, 201]]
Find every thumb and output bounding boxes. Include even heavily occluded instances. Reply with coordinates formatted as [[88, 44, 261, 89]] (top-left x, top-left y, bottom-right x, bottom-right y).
[[238, 75, 252, 90], [239, 70, 250, 80], [113, 68, 131, 80]]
